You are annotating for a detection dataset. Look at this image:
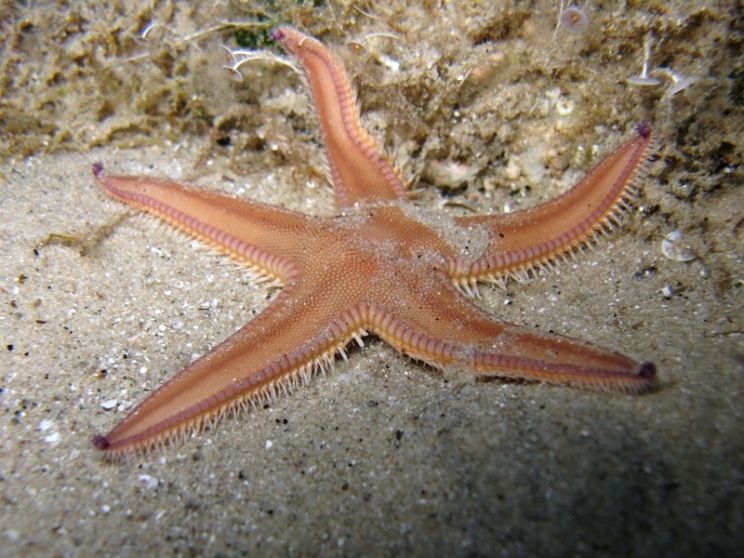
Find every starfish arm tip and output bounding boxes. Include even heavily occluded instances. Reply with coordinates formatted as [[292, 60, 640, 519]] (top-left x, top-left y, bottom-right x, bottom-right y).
[[637, 361, 656, 380], [92, 434, 110, 451], [637, 122, 652, 139], [269, 26, 287, 42], [92, 162, 104, 177]]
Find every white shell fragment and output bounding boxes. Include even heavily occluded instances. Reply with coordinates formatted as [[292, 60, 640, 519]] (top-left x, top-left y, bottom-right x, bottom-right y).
[[661, 230, 696, 262], [101, 399, 118, 411], [138, 474, 159, 490]]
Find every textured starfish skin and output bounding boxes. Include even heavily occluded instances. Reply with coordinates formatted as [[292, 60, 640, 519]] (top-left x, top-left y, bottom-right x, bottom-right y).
[[92, 26, 656, 456]]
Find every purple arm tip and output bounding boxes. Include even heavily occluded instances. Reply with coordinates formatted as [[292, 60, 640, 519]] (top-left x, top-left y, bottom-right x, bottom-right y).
[[637, 361, 656, 380], [92, 162, 104, 177], [637, 122, 652, 139], [92, 434, 110, 450]]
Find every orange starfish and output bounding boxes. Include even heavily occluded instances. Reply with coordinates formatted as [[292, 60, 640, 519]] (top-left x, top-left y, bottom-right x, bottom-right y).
[[92, 26, 656, 457]]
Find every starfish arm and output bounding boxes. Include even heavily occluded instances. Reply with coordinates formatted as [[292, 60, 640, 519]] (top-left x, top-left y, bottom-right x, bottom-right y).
[[451, 126, 655, 286], [271, 26, 408, 208], [464, 323, 656, 392], [93, 164, 311, 280], [92, 280, 375, 457], [369, 275, 654, 392]]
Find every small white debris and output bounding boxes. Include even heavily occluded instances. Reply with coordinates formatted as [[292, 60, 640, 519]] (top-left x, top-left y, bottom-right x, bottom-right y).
[[627, 75, 661, 86], [519, 144, 547, 186], [657, 67, 698, 96], [555, 97, 575, 116], [425, 159, 480, 189], [504, 157, 521, 181], [101, 505, 111, 514], [44, 432, 61, 444], [38, 419, 54, 432], [661, 230, 696, 262], [627, 32, 661, 87], [661, 285, 674, 298], [138, 474, 159, 490], [101, 399, 118, 411], [265, 440, 273, 450], [377, 53, 400, 72]]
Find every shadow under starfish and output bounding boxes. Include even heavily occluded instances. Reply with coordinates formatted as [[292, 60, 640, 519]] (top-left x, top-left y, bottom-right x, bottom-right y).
[[91, 26, 656, 458]]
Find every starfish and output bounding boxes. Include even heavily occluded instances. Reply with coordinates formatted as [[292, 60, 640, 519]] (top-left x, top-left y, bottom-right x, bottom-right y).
[[91, 26, 656, 457]]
